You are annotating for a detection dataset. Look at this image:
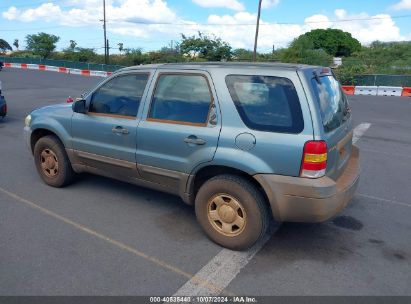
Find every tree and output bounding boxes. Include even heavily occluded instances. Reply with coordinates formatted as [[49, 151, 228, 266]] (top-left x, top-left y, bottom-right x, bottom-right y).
[[71, 48, 97, 62], [13, 39, 19, 50], [232, 48, 254, 61], [0, 39, 12, 53], [294, 29, 361, 57], [118, 43, 124, 55], [280, 36, 332, 66], [25, 32, 60, 58], [69, 40, 77, 51], [180, 32, 232, 61]]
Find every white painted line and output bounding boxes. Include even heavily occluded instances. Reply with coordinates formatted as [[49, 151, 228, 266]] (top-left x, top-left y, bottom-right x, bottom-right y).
[[357, 193, 411, 208], [353, 123, 371, 144], [173, 223, 279, 296]]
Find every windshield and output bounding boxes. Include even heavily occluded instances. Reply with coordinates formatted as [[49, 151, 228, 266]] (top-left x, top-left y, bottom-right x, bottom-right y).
[[311, 75, 350, 133]]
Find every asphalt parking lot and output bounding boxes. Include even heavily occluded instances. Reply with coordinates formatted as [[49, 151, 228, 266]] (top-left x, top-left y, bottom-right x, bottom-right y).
[[0, 68, 410, 296]]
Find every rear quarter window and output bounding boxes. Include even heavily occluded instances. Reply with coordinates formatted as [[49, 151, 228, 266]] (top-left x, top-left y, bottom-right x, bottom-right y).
[[225, 75, 304, 133], [311, 75, 350, 132]]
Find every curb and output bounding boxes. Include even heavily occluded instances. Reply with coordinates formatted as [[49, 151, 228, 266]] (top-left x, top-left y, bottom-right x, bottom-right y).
[[342, 85, 411, 97], [3, 62, 113, 78]]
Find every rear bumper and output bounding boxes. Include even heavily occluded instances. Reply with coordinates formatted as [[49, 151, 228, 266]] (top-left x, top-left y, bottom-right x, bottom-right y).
[[254, 146, 360, 222]]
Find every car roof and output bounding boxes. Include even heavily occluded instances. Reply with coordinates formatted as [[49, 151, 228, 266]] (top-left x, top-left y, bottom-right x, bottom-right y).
[[117, 62, 317, 73]]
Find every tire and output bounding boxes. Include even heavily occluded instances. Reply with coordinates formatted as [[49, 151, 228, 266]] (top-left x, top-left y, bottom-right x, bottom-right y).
[[195, 174, 270, 250], [33, 135, 75, 187]]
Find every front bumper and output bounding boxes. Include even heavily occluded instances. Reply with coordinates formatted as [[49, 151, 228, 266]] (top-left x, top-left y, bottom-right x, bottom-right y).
[[23, 126, 32, 153], [254, 146, 360, 223]]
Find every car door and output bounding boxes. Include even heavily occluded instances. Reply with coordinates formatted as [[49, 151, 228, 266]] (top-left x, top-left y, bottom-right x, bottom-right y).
[[136, 70, 221, 188], [71, 71, 151, 177]]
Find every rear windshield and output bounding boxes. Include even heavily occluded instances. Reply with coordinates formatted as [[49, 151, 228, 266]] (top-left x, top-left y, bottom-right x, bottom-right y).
[[311, 75, 350, 132], [225, 75, 304, 133]]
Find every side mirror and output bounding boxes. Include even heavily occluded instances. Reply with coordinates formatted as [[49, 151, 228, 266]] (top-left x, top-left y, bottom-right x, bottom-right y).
[[72, 99, 86, 114]]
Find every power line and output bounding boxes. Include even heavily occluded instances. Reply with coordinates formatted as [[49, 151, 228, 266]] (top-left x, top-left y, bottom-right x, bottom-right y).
[[3, 14, 411, 32], [108, 14, 411, 26]]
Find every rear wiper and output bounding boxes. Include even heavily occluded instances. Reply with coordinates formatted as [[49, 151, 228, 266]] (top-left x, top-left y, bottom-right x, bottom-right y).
[[313, 71, 321, 84]]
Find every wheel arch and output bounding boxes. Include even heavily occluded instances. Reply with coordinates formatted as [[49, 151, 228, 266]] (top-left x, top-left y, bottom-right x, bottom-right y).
[[187, 165, 272, 215], [30, 128, 64, 154]]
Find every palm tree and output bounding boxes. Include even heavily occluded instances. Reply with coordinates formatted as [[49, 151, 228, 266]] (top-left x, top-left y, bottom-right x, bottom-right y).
[[13, 39, 19, 51]]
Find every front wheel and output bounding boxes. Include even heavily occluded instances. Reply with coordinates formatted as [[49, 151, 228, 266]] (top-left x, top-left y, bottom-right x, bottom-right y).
[[33, 135, 75, 187], [195, 174, 270, 250]]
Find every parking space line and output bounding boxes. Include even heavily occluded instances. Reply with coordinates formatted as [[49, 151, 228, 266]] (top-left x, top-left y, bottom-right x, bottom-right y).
[[173, 223, 278, 296], [357, 193, 411, 208], [174, 122, 372, 297], [0, 187, 229, 295], [353, 123, 371, 144]]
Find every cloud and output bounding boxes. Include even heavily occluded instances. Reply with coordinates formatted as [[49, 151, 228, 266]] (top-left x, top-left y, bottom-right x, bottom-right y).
[[205, 12, 302, 49], [2, 0, 177, 24], [323, 10, 405, 44], [202, 9, 406, 50], [391, 0, 411, 10], [304, 14, 332, 29], [1, 2, 408, 51], [261, 0, 280, 9], [192, 0, 245, 11], [2, 3, 62, 22]]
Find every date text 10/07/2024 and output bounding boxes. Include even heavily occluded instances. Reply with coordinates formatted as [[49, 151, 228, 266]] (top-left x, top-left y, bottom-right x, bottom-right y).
[[149, 296, 258, 303]]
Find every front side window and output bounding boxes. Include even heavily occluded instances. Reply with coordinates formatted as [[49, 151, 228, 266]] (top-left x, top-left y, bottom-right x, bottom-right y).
[[89, 73, 149, 118], [148, 74, 212, 125], [225, 75, 304, 133]]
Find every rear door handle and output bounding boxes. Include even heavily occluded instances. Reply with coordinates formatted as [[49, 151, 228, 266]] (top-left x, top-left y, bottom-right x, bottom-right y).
[[112, 126, 129, 135], [184, 135, 206, 145]]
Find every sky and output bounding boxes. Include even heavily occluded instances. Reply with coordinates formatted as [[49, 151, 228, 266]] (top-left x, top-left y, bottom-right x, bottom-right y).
[[1, 0, 411, 54]]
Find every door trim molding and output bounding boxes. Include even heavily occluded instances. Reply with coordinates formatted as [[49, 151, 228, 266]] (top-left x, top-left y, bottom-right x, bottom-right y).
[[74, 150, 136, 169]]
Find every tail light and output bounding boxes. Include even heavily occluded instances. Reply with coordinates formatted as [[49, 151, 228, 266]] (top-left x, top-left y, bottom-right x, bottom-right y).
[[300, 140, 327, 178]]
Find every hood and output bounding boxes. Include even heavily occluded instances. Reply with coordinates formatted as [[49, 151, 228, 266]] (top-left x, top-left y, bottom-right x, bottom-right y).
[[31, 103, 73, 117]]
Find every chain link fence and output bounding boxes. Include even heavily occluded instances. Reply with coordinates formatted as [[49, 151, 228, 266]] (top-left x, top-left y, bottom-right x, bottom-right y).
[[0, 57, 124, 72], [2, 57, 411, 87], [347, 74, 411, 87]]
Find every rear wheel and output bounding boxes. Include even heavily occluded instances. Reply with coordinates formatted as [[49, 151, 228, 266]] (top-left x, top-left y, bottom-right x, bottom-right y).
[[33, 135, 75, 187], [195, 174, 270, 250]]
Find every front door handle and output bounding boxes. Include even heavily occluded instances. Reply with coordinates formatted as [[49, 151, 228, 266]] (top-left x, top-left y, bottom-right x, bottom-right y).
[[112, 126, 129, 135], [184, 135, 206, 145]]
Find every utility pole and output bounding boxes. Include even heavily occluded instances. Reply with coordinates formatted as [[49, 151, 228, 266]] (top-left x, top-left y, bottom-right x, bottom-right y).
[[103, 0, 107, 64], [106, 39, 110, 64], [253, 0, 263, 62]]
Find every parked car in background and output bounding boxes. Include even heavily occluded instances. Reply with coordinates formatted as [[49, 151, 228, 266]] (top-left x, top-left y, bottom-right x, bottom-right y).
[[23, 62, 360, 250], [0, 81, 6, 118], [0, 61, 3, 71]]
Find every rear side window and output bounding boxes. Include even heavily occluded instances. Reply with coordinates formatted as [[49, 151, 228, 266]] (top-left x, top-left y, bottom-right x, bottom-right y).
[[89, 73, 148, 118], [311, 75, 350, 132], [225, 75, 304, 133], [148, 74, 212, 125]]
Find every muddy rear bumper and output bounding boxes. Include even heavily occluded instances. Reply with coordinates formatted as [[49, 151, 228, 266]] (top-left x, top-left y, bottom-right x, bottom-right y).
[[254, 146, 360, 223]]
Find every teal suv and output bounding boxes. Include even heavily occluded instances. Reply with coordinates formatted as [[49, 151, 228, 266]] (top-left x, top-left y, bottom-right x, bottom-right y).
[[24, 63, 360, 250]]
